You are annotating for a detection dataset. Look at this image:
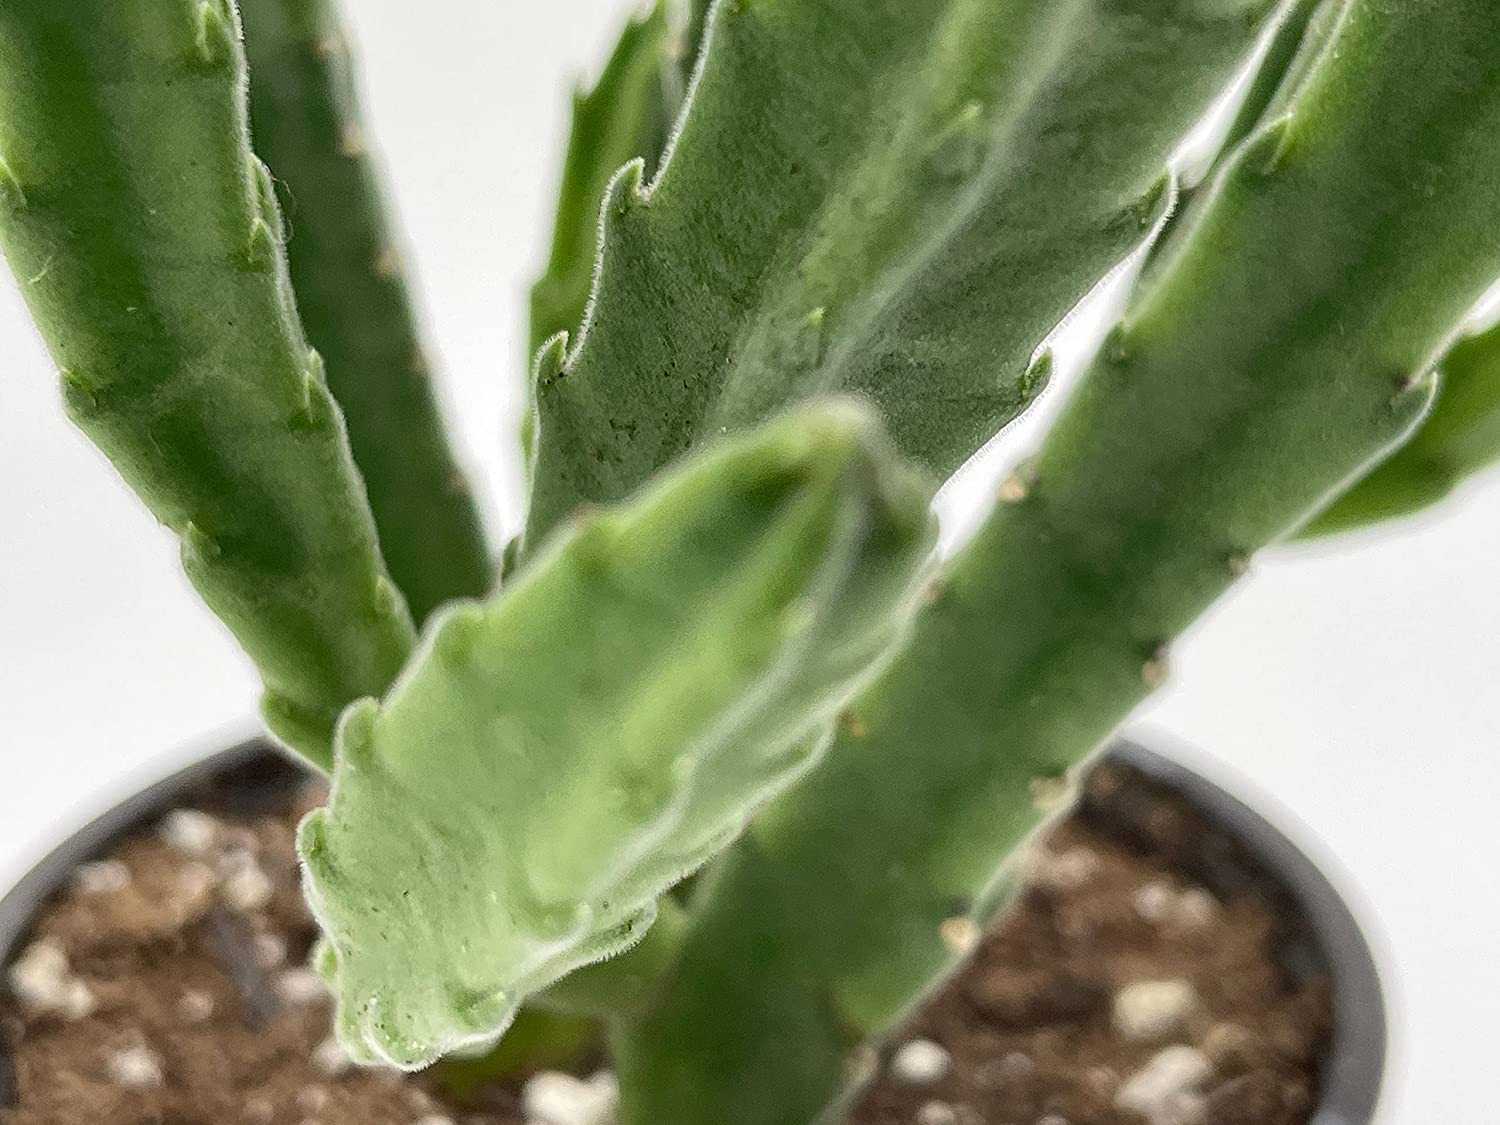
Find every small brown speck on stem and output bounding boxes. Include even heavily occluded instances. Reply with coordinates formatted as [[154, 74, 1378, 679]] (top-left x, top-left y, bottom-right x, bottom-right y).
[[338, 125, 367, 159], [1029, 774, 1074, 813], [372, 247, 400, 279], [1141, 645, 1171, 689], [997, 474, 1029, 503], [939, 915, 980, 955]]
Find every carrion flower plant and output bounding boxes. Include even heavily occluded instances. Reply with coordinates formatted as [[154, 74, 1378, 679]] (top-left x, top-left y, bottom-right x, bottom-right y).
[[3, 0, 1500, 1121]]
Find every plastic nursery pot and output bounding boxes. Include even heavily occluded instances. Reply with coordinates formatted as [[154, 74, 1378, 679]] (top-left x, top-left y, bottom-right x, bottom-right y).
[[0, 735, 1386, 1122]]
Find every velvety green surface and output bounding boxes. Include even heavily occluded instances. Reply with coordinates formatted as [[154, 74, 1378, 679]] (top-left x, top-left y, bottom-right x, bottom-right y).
[[0, 0, 413, 768], [614, 2, 1500, 1120], [523, 0, 1298, 543], [528, 3, 678, 357], [238, 0, 493, 624], [300, 403, 935, 1068]]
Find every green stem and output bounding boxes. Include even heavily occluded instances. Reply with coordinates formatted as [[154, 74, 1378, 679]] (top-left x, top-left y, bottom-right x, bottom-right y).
[[611, 1, 1500, 1118], [239, 0, 493, 623], [0, 0, 416, 768], [523, 0, 1300, 545]]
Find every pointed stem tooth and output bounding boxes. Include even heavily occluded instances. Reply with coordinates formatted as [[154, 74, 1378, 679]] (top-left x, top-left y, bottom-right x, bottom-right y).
[[1020, 352, 1052, 400], [432, 603, 487, 666], [293, 371, 337, 433], [243, 216, 277, 272], [249, 157, 279, 221], [305, 348, 328, 385], [370, 575, 402, 623], [182, 521, 222, 564], [607, 158, 649, 217], [57, 368, 99, 416], [194, 0, 235, 69], [0, 154, 26, 209], [1131, 172, 1172, 230], [532, 331, 570, 390], [795, 306, 828, 368], [1246, 113, 1295, 176]]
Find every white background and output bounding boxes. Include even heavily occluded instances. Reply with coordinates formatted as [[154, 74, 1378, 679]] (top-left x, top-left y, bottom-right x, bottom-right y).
[[1, 2, 1495, 1121]]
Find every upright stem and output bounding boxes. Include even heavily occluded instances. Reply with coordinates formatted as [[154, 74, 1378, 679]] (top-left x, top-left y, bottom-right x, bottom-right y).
[[240, 0, 493, 624]]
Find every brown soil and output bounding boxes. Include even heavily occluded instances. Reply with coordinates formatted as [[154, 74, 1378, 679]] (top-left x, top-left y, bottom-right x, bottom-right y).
[[0, 757, 1331, 1125]]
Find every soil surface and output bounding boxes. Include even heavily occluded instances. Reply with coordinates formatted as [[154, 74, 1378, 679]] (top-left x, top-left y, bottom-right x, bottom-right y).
[[1, 756, 1331, 1125]]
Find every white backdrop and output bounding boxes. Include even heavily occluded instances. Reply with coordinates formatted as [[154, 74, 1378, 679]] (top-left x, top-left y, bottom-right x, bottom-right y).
[[1, 3, 1495, 1121]]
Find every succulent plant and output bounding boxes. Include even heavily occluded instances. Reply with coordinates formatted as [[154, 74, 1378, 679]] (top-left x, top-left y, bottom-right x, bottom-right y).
[[3, 0, 1500, 1121]]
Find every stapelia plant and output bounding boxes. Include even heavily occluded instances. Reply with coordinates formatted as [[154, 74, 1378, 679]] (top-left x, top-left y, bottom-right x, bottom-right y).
[[3, 0, 1500, 1121]]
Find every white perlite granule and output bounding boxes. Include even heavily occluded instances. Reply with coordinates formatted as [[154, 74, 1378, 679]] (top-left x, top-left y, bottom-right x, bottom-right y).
[[1111, 978, 1198, 1042], [253, 931, 289, 968], [297, 1084, 331, 1113], [7, 939, 95, 1020], [1132, 881, 1221, 930], [159, 808, 221, 854], [521, 1070, 619, 1125], [1173, 888, 1221, 929], [938, 915, 980, 955], [107, 1042, 165, 1088], [220, 850, 274, 912], [915, 1101, 959, 1125], [1115, 1045, 1214, 1125], [73, 859, 131, 895], [275, 967, 329, 1005], [313, 1036, 353, 1076], [177, 988, 216, 1023], [1025, 845, 1100, 889], [1133, 881, 1176, 923], [890, 1038, 952, 1084], [175, 860, 218, 901]]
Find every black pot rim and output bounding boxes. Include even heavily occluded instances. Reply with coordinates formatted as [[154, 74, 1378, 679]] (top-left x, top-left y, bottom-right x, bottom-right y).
[[0, 735, 1386, 1122]]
